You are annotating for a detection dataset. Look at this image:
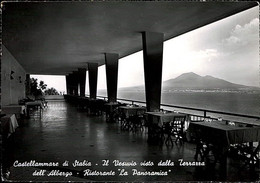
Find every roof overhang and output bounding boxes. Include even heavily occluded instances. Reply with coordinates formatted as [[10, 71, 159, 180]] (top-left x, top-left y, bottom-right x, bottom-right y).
[[2, 1, 258, 75]]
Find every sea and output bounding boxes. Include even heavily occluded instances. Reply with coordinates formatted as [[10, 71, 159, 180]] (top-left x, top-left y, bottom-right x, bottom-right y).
[[98, 90, 260, 124]]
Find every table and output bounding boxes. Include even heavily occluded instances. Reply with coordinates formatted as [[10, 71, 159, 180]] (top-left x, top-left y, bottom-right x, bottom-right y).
[[1, 114, 19, 138], [146, 112, 187, 145], [26, 101, 43, 117], [104, 102, 121, 122], [104, 102, 120, 107], [77, 97, 90, 109], [146, 112, 186, 127], [2, 105, 27, 118], [26, 101, 43, 108], [119, 106, 146, 118], [104, 102, 122, 113], [118, 106, 146, 131], [89, 99, 106, 115], [189, 121, 260, 177], [189, 121, 260, 147]]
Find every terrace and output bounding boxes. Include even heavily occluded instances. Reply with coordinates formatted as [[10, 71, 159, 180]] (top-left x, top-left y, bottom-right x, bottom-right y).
[[4, 99, 260, 181], [1, 1, 260, 182]]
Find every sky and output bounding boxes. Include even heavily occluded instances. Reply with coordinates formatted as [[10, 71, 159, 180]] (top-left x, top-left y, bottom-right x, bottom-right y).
[[32, 6, 259, 93]]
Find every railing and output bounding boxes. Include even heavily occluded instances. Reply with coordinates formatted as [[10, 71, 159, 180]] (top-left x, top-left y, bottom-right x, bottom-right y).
[[95, 95, 260, 125]]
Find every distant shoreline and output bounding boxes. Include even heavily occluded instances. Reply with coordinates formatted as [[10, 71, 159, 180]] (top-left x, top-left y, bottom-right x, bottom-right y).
[[115, 89, 260, 94]]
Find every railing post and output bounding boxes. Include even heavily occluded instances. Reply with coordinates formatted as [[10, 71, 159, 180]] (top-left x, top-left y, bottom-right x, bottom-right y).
[[204, 111, 207, 118]]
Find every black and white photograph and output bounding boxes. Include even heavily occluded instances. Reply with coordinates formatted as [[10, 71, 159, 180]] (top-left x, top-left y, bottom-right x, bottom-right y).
[[1, 0, 260, 182]]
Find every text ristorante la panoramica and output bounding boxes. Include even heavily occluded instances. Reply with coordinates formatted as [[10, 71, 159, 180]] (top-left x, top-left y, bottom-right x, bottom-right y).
[[13, 159, 205, 177]]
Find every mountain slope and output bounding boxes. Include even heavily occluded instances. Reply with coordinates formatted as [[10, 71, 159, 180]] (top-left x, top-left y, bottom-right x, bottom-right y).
[[163, 72, 248, 90], [119, 72, 259, 91]]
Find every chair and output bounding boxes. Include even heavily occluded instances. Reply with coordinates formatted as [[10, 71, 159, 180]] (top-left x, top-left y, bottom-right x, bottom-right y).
[[26, 102, 43, 119], [142, 113, 150, 132], [96, 99, 106, 115], [230, 142, 260, 169], [162, 122, 173, 146], [128, 115, 145, 133], [105, 104, 122, 123], [171, 116, 186, 144]]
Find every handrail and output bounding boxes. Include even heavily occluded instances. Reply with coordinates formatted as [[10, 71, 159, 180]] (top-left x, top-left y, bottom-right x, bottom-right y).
[[161, 103, 260, 119], [94, 95, 260, 120]]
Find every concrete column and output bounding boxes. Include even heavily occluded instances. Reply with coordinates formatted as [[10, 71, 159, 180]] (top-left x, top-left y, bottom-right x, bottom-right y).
[[78, 68, 86, 97], [66, 75, 69, 95], [72, 71, 79, 96], [88, 63, 98, 99], [105, 53, 118, 103], [66, 74, 73, 95], [142, 31, 164, 112], [25, 74, 31, 96]]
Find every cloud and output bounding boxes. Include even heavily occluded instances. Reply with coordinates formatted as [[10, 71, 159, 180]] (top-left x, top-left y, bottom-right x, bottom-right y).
[[224, 36, 242, 45], [195, 49, 219, 58], [222, 18, 259, 46], [232, 18, 259, 36]]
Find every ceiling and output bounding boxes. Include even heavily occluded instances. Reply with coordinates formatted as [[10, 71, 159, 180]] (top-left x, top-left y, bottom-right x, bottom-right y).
[[2, 1, 258, 75]]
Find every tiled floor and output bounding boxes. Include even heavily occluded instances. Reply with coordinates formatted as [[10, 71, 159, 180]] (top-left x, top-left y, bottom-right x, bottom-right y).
[[3, 100, 260, 182]]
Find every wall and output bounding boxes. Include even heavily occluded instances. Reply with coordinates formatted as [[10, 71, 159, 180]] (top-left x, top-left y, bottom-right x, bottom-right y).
[[1, 45, 26, 105]]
